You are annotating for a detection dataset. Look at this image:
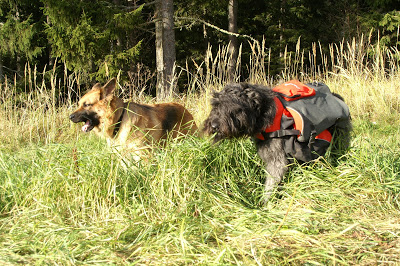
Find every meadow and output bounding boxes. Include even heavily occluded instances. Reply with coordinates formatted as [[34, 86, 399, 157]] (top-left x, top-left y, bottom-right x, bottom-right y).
[[0, 38, 400, 264]]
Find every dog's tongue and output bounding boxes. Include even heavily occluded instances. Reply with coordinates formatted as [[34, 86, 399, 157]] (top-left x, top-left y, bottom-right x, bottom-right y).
[[82, 121, 90, 132]]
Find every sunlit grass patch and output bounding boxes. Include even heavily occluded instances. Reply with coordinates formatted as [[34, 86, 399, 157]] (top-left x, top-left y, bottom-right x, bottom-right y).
[[1, 37, 400, 264]]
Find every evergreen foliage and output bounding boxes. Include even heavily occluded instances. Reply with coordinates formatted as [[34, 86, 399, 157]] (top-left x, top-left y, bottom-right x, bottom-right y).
[[42, 0, 144, 81], [0, 0, 398, 84], [379, 11, 400, 46], [0, 0, 45, 71]]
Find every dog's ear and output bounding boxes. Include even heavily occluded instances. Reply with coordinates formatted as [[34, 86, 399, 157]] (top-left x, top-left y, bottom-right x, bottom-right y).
[[91, 83, 102, 90], [210, 90, 221, 106], [101, 78, 117, 100], [211, 90, 220, 100]]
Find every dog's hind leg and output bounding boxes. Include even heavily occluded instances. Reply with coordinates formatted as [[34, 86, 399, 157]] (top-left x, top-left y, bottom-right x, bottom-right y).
[[256, 138, 288, 202]]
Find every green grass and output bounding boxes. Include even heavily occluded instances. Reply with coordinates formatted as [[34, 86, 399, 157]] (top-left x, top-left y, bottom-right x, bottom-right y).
[[1, 38, 400, 264], [0, 119, 399, 264]]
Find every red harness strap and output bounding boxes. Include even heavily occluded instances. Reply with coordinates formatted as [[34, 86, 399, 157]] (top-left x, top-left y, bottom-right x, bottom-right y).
[[315, 129, 332, 142], [255, 97, 284, 140]]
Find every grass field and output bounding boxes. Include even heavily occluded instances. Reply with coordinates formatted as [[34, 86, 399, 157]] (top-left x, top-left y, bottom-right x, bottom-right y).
[[1, 39, 400, 264]]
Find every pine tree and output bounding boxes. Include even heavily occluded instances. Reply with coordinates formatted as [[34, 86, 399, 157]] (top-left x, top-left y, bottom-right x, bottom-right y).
[[0, 0, 44, 79], [42, 0, 144, 81]]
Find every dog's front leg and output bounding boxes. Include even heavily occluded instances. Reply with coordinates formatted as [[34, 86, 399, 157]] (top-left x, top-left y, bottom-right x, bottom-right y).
[[256, 138, 288, 202]]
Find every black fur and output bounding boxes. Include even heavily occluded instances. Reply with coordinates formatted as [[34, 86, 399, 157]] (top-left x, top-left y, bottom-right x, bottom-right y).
[[203, 83, 277, 142], [203, 83, 351, 201]]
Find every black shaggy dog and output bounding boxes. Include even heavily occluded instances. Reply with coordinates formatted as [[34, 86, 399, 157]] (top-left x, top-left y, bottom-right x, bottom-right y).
[[203, 82, 351, 201]]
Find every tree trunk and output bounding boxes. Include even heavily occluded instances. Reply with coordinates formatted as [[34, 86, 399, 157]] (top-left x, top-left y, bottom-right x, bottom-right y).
[[155, 0, 176, 100], [46, 14, 55, 68], [279, 0, 286, 58], [0, 53, 3, 83], [227, 0, 238, 82]]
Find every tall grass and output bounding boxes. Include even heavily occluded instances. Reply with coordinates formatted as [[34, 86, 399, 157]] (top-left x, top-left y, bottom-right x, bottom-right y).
[[0, 64, 80, 150], [1, 38, 400, 264]]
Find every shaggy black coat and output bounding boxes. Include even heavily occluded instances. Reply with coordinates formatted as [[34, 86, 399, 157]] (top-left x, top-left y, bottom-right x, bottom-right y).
[[203, 83, 289, 201], [203, 83, 277, 142], [203, 82, 351, 202]]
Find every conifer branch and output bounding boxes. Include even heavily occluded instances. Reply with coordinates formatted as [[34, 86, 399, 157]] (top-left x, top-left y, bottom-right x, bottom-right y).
[[176, 16, 257, 42]]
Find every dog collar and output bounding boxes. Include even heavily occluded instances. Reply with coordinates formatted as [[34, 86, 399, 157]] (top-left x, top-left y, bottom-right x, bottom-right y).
[[113, 107, 125, 137]]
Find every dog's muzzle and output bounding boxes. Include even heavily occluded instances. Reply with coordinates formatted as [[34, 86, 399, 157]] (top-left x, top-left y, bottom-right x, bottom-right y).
[[69, 112, 99, 132], [210, 122, 219, 133], [69, 113, 77, 122], [209, 123, 225, 143]]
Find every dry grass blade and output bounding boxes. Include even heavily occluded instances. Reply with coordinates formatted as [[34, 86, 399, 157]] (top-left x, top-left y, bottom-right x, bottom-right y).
[[0, 37, 400, 264]]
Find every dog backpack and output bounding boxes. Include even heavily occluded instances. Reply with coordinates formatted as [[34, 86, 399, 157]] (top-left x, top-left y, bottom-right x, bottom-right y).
[[255, 80, 350, 162]]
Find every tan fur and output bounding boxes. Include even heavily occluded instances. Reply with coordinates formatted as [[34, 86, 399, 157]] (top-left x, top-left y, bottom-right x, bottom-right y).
[[70, 78, 197, 158]]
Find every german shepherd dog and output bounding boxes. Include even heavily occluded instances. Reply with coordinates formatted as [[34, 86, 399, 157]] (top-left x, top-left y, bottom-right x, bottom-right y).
[[69, 78, 197, 158]]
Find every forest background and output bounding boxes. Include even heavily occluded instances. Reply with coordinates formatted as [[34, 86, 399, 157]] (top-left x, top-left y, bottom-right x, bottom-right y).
[[1, 0, 399, 96]]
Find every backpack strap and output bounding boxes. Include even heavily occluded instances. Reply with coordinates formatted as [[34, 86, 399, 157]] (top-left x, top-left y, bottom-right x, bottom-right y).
[[315, 129, 332, 142], [255, 97, 301, 140], [260, 129, 301, 139], [285, 106, 304, 138], [255, 97, 283, 140]]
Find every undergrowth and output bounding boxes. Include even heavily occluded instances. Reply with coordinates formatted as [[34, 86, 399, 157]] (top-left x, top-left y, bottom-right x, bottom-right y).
[[0, 120, 399, 264], [1, 38, 400, 264]]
